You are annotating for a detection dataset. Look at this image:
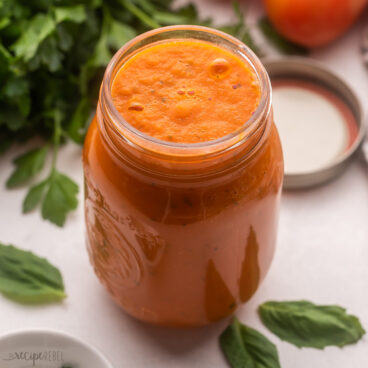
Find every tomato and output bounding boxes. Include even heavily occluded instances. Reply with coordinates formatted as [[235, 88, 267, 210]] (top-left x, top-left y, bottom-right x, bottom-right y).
[[264, 0, 368, 47]]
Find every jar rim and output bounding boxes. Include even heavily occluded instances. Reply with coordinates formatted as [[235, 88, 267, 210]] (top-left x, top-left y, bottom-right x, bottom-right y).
[[100, 25, 271, 159]]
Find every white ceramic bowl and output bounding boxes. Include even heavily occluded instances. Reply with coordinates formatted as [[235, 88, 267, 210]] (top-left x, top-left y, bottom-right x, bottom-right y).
[[0, 329, 114, 368]]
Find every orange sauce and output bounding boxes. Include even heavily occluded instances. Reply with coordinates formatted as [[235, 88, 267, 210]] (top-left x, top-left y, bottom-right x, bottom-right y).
[[111, 40, 261, 143], [84, 35, 283, 327]]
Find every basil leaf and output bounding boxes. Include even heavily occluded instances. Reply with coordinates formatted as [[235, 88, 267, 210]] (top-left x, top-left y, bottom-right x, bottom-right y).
[[41, 170, 79, 227], [0, 243, 66, 304], [259, 301, 365, 349], [6, 147, 48, 188], [220, 317, 281, 368]]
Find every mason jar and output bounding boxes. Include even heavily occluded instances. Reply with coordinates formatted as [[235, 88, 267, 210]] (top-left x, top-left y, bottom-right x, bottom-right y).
[[83, 25, 284, 327]]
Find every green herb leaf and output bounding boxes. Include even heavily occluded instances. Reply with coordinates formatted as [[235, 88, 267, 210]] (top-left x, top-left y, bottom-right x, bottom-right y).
[[106, 19, 136, 51], [41, 170, 79, 227], [11, 14, 55, 61], [28, 34, 64, 72], [220, 317, 281, 368], [119, 0, 160, 29], [54, 5, 87, 24], [84, 20, 112, 69], [258, 17, 308, 55], [153, 11, 190, 25], [66, 97, 91, 143], [3, 76, 28, 99], [0, 43, 12, 78], [0, 17, 10, 30], [0, 243, 66, 304], [6, 147, 48, 188], [220, 1, 261, 56], [1, 0, 262, 226], [56, 23, 74, 52], [3, 76, 30, 116], [259, 300, 365, 349], [23, 180, 48, 213], [0, 108, 26, 131]]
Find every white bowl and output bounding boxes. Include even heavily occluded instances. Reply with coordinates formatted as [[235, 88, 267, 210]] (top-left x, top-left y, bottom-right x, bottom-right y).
[[0, 329, 114, 368]]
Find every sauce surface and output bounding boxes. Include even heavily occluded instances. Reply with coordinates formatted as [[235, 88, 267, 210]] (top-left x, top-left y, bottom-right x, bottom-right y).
[[111, 40, 261, 143]]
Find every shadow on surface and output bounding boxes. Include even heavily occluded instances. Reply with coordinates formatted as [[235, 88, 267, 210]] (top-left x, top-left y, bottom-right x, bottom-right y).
[[121, 309, 228, 355]]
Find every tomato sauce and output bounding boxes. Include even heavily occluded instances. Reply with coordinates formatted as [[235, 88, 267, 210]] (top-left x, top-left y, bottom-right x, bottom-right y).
[[111, 40, 261, 143], [83, 27, 283, 327]]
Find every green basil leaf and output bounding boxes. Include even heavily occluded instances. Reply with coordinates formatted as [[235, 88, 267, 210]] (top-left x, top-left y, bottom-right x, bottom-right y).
[[220, 317, 281, 368], [0, 243, 66, 304], [6, 146, 48, 188], [41, 170, 79, 227], [23, 180, 48, 213], [11, 14, 55, 61], [259, 300, 365, 349]]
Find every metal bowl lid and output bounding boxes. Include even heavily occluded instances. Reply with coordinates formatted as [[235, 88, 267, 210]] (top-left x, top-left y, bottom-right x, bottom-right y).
[[263, 57, 365, 189]]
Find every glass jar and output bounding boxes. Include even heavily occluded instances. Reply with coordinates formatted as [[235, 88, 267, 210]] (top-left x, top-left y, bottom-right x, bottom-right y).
[[83, 25, 284, 327]]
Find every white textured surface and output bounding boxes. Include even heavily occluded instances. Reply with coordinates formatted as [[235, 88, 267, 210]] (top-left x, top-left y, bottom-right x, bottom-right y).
[[0, 1, 368, 367]]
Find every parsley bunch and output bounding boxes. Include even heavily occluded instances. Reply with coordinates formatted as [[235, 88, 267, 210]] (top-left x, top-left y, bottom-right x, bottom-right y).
[[0, 0, 258, 226]]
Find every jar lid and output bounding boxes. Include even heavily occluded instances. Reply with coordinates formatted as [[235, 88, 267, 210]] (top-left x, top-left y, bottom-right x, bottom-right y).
[[263, 57, 365, 189]]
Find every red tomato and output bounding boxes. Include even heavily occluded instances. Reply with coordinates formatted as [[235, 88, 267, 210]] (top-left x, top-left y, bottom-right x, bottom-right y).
[[264, 0, 368, 47]]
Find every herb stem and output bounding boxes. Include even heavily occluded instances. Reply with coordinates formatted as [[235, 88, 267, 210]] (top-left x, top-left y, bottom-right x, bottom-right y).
[[51, 110, 62, 171], [119, 0, 161, 29]]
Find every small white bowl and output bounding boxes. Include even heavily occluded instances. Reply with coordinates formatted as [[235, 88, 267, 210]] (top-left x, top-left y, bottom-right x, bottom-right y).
[[0, 329, 114, 368]]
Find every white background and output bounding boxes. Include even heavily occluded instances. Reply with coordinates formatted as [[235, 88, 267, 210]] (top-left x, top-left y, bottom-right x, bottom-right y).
[[0, 0, 368, 367]]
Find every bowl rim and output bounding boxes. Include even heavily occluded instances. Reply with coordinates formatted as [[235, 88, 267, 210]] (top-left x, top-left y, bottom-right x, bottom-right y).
[[0, 328, 114, 368]]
